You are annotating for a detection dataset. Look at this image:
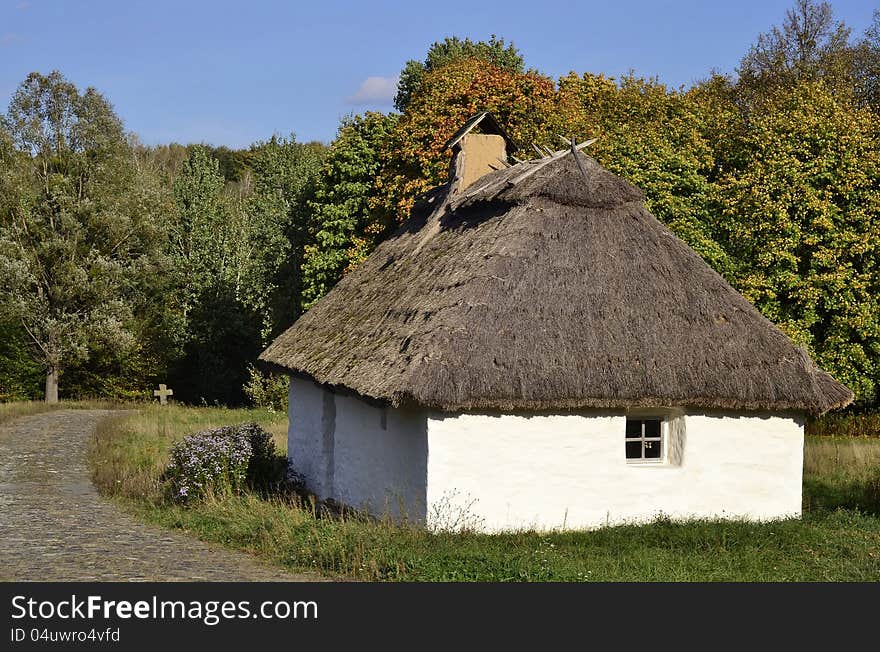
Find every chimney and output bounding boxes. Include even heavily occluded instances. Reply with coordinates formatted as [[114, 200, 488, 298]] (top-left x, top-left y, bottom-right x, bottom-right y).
[[451, 133, 508, 190], [442, 112, 514, 192]]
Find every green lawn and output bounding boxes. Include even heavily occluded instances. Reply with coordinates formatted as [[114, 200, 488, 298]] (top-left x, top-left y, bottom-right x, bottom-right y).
[[85, 404, 880, 581]]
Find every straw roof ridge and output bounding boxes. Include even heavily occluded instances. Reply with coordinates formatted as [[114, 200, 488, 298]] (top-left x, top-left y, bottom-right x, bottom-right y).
[[260, 151, 853, 416], [450, 151, 645, 211]]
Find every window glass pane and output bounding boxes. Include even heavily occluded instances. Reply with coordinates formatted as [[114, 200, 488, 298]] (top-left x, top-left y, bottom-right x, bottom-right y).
[[644, 419, 661, 437], [625, 419, 641, 438], [625, 441, 642, 459], [644, 440, 661, 459]]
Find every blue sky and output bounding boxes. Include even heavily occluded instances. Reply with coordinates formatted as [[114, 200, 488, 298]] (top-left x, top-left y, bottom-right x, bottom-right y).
[[1, 1, 875, 148]]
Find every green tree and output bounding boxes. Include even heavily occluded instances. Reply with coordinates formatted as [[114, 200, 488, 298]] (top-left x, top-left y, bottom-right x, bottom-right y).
[[170, 145, 229, 314], [554, 71, 736, 272], [378, 58, 557, 225], [713, 81, 880, 403], [59, 139, 180, 400], [738, 0, 853, 105], [300, 113, 397, 308], [853, 10, 880, 109], [0, 71, 166, 402], [203, 144, 252, 182], [245, 136, 325, 332], [169, 145, 251, 404], [169, 139, 325, 404], [136, 141, 191, 181], [394, 35, 525, 111], [0, 319, 43, 400]]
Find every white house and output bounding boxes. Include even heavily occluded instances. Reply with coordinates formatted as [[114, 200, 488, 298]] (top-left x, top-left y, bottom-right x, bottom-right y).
[[260, 113, 852, 532]]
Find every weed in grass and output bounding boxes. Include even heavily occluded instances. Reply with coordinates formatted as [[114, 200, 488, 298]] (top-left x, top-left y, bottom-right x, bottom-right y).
[[428, 489, 485, 533]]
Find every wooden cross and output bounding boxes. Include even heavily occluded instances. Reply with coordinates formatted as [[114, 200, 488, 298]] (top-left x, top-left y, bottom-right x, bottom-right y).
[[153, 383, 173, 405]]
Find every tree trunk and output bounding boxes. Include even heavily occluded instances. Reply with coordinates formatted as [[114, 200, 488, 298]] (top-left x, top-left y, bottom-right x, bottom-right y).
[[45, 367, 59, 403]]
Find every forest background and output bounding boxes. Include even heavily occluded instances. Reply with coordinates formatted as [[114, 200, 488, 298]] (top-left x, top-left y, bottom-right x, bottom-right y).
[[1, 0, 878, 412]]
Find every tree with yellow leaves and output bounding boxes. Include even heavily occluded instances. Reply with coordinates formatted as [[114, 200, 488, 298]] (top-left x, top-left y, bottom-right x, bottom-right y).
[[713, 81, 880, 402]]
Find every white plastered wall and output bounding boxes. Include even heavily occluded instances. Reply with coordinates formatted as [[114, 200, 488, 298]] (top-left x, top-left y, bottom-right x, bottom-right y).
[[425, 410, 804, 532], [287, 377, 428, 522]]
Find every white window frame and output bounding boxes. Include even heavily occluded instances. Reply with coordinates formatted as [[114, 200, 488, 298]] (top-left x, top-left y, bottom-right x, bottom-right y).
[[625, 416, 666, 464]]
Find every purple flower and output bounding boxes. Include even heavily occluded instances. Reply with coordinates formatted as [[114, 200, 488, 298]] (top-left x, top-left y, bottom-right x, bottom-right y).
[[165, 422, 275, 504]]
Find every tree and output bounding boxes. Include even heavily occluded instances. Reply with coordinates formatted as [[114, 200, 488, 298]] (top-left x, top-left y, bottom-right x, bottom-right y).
[[377, 58, 557, 225], [0, 319, 43, 400], [59, 137, 180, 400], [168, 139, 325, 404], [378, 61, 731, 268], [245, 136, 325, 332], [553, 72, 733, 272], [170, 145, 229, 313], [712, 81, 880, 403], [853, 10, 880, 109], [309, 57, 733, 306], [738, 0, 852, 103], [203, 144, 252, 182], [0, 72, 166, 402], [394, 35, 525, 112], [169, 145, 248, 404], [300, 112, 397, 309], [302, 41, 535, 310]]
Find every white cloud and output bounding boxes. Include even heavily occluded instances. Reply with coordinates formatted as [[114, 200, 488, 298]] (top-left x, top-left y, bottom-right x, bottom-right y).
[[345, 75, 399, 105]]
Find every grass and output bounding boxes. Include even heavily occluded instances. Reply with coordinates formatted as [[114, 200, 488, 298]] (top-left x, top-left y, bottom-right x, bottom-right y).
[[76, 403, 880, 581], [88, 403, 286, 502], [128, 494, 880, 581], [803, 436, 880, 514], [804, 436, 880, 480]]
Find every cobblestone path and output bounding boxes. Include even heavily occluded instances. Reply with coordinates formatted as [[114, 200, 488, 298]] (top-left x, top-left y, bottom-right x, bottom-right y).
[[0, 410, 318, 581]]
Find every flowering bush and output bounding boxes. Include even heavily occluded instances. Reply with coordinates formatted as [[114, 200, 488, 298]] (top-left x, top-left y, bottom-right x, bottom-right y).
[[165, 423, 279, 503]]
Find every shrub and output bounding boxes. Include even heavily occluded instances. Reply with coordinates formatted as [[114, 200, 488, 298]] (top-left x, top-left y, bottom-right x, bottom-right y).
[[243, 365, 289, 412], [164, 422, 281, 503], [806, 411, 880, 438]]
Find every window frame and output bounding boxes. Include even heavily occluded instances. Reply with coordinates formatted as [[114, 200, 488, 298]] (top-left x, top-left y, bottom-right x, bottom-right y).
[[625, 416, 666, 464]]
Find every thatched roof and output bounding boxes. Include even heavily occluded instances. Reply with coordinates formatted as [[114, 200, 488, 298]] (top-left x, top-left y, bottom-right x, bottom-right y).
[[260, 151, 853, 416]]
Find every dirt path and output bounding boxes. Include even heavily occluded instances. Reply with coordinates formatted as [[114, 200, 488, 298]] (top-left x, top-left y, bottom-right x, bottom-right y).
[[0, 410, 318, 581]]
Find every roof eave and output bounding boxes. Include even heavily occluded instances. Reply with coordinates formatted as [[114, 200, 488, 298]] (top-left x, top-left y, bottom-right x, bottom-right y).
[[254, 359, 851, 417]]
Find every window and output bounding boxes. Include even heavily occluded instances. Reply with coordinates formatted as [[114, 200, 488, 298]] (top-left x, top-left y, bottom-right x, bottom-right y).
[[625, 418, 663, 462]]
